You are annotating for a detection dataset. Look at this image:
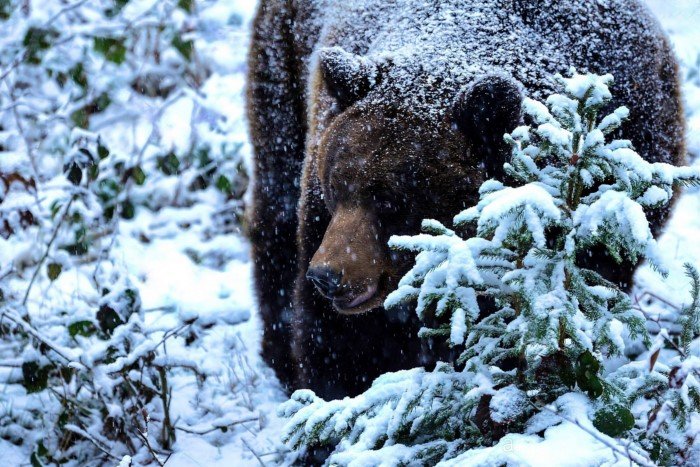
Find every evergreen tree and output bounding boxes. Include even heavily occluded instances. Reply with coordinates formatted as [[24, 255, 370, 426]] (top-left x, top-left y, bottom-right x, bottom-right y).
[[280, 71, 700, 465]]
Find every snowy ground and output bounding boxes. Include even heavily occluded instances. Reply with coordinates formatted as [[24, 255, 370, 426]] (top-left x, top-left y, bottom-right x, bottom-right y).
[[104, 2, 294, 465], [4, 1, 700, 466]]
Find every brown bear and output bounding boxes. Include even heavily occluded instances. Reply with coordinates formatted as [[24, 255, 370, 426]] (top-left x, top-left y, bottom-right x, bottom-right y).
[[246, 0, 684, 400]]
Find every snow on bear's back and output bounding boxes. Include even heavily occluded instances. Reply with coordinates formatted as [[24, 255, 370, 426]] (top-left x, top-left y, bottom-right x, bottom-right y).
[[306, 0, 672, 123]]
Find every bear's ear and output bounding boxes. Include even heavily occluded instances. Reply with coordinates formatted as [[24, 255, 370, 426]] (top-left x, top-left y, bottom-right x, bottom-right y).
[[319, 47, 379, 109], [452, 75, 523, 179]]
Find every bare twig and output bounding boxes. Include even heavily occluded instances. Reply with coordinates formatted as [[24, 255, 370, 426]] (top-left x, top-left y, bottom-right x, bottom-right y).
[[90, 214, 120, 289], [136, 89, 187, 164], [174, 416, 260, 435], [158, 366, 175, 450], [64, 424, 121, 461], [142, 305, 178, 313], [22, 196, 75, 309], [256, 450, 288, 458], [241, 437, 266, 467], [45, 0, 91, 26], [0, 100, 44, 114], [0, 308, 78, 365], [134, 427, 166, 467], [156, 322, 193, 348], [5, 80, 40, 180], [0, 361, 22, 368], [134, 409, 171, 467], [0, 266, 13, 282], [634, 297, 700, 382], [0, 51, 26, 82], [226, 334, 258, 411]]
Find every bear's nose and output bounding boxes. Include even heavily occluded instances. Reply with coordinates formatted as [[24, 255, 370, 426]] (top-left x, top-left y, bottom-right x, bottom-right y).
[[306, 266, 343, 298]]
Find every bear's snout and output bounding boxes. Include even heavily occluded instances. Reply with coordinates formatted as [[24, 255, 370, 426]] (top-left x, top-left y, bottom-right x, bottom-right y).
[[308, 204, 389, 314]]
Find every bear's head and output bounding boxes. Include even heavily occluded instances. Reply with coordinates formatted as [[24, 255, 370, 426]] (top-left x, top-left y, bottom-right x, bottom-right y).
[[306, 48, 522, 314]]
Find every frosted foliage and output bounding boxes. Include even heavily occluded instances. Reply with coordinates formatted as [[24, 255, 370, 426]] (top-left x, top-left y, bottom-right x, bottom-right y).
[[564, 73, 613, 107], [489, 385, 528, 424], [457, 183, 561, 247], [384, 225, 486, 324], [0, 0, 252, 464], [610, 266, 700, 465], [612, 350, 700, 464], [280, 363, 485, 465], [504, 72, 699, 266], [574, 190, 652, 264], [386, 72, 698, 362], [281, 71, 700, 464]]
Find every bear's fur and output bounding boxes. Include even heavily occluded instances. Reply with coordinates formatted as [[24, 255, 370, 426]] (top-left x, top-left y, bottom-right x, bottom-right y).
[[246, 0, 684, 400]]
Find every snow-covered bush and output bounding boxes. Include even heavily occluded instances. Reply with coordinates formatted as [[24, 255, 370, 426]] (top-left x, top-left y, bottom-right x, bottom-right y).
[[280, 71, 700, 465], [0, 1, 249, 464], [612, 265, 700, 464]]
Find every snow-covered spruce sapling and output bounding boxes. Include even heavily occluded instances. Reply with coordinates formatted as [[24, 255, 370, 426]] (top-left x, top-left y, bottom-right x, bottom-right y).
[[279, 72, 700, 464]]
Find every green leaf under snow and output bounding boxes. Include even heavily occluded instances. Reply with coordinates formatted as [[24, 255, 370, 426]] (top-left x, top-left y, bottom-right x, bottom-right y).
[[157, 152, 180, 175], [66, 162, 83, 185], [131, 166, 146, 185], [94, 37, 127, 64], [68, 320, 97, 338], [593, 405, 635, 437], [172, 35, 194, 61], [46, 262, 62, 281], [21, 361, 50, 394], [216, 174, 231, 194]]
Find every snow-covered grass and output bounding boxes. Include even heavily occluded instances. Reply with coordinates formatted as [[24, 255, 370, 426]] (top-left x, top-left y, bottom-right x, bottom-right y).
[[2, 0, 700, 466]]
